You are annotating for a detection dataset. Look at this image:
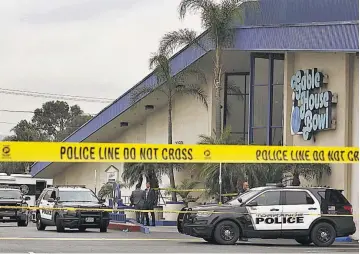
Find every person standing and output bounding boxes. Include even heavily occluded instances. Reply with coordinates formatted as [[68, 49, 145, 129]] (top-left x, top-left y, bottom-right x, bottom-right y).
[[238, 181, 249, 195], [143, 182, 157, 226], [237, 181, 249, 242], [130, 183, 145, 223]]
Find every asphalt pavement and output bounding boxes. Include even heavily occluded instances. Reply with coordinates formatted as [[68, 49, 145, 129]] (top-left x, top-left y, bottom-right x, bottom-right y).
[[0, 223, 358, 253]]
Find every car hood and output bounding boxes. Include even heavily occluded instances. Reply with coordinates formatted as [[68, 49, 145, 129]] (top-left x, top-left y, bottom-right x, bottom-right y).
[[59, 202, 107, 209], [190, 204, 235, 212]]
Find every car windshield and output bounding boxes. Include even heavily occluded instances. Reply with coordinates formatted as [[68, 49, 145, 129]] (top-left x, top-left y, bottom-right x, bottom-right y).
[[0, 190, 21, 199], [226, 190, 260, 205], [59, 190, 99, 202]]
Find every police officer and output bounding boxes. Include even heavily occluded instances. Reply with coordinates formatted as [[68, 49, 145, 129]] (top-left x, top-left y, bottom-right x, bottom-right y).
[[130, 183, 145, 223]]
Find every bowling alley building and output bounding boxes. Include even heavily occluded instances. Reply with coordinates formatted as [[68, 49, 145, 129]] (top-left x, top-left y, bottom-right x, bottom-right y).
[[30, 0, 359, 239]]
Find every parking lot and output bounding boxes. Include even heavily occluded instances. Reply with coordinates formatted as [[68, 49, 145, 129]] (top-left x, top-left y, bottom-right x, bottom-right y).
[[0, 223, 357, 253]]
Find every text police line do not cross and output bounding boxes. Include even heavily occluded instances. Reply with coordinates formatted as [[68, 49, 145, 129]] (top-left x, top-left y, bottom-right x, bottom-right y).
[[60, 146, 194, 161], [255, 149, 359, 162]]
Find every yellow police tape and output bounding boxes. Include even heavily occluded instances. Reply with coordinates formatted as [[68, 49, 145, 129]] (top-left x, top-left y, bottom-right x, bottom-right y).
[[0, 142, 358, 163], [2, 206, 357, 217], [155, 188, 208, 192]]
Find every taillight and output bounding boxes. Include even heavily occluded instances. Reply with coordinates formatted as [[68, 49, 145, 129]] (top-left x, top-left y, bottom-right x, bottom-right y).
[[344, 205, 353, 214]]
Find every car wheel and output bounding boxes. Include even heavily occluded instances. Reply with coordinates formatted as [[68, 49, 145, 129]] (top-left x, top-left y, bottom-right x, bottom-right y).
[[79, 227, 86, 232], [55, 214, 65, 233], [311, 222, 336, 247], [295, 236, 312, 245], [203, 238, 216, 244], [100, 226, 107, 232], [213, 220, 240, 245], [36, 213, 46, 231]]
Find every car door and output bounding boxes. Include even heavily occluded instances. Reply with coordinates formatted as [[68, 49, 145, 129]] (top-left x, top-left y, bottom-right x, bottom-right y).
[[39, 190, 52, 221], [245, 190, 283, 236], [281, 190, 320, 231]]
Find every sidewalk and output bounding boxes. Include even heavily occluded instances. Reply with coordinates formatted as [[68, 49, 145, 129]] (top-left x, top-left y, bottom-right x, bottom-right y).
[[148, 226, 178, 233]]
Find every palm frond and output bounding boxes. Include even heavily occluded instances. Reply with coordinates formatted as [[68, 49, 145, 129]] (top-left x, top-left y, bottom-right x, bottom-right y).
[[159, 29, 198, 55], [175, 84, 208, 110], [178, 0, 213, 20], [130, 86, 156, 104]]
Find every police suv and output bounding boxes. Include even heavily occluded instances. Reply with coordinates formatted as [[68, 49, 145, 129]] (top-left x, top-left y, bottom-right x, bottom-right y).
[[177, 184, 356, 247], [0, 187, 30, 226], [33, 185, 110, 232]]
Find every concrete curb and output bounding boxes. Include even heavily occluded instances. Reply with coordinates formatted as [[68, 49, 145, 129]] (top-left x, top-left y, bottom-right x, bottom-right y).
[[127, 219, 150, 234]]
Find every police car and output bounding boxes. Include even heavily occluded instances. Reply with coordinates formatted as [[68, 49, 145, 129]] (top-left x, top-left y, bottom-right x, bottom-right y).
[[0, 187, 30, 226], [33, 185, 110, 232], [177, 184, 356, 247]]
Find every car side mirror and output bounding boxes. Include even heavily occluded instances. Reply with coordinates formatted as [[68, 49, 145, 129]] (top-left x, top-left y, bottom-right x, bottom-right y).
[[24, 196, 30, 201], [246, 201, 258, 207], [48, 198, 55, 203], [237, 198, 242, 203]]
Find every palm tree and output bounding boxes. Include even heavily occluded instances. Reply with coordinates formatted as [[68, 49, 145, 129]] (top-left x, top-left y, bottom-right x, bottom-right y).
[[283, 164, 331, 186], [159, 0, 258, 139], [122, 163, 170, 189], [130, 51, 208, 202], [164, 178, 201, 207], [195, 127, 249, 197]]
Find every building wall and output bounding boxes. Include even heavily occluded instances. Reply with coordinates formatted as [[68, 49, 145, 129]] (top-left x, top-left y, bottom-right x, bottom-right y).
[[350, 54, 359, 240], [283, 52, 359, 239]]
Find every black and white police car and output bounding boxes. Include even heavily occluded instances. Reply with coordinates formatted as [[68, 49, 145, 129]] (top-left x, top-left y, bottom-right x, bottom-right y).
[[177, 184, 356, 247], [32, 185, 110, 232]]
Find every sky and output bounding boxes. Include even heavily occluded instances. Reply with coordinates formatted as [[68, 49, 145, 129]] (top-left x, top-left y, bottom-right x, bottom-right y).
[[0, 0, 202, 138]]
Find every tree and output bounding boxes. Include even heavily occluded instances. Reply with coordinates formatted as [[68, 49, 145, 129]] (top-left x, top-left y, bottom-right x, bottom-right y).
[[32, 101, 92, 141], [283, 164, 331, 186], [164, 178, 201, 207], [159, 0, 258, 139], [122, 163, 170, 189], [130, 50, 208, 202], [0, 101, 91, 174], [195, 127, 249, 197]]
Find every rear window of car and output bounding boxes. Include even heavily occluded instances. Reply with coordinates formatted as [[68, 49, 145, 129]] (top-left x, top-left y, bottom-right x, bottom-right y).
[[318, 189, 350, 205]]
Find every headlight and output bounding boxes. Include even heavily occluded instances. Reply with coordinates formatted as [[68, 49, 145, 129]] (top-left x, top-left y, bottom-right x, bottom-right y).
[[196, 211, 214, 217]]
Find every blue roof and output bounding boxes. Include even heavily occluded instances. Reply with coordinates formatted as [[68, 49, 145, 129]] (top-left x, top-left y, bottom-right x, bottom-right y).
[[31, 0, 359, 177]]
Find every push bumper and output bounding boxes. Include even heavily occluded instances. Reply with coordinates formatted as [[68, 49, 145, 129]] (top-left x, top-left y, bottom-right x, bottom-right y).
[[182, 223, 214, 239], [58, 214, 110, 229], [0, 210, 27, 222]]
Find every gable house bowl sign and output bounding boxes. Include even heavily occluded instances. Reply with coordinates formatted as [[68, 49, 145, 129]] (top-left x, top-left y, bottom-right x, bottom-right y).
[[290, 68, 336, 141]]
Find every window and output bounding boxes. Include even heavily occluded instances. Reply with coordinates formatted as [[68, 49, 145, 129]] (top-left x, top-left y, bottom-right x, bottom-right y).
[[319, 190, 350, 205], [43, 190, 52, 200], [251, 191, 280, 206], [285, 191, 315, 205], [224, 73, 250, 143], [59, 190, 99, 202], [249, 53, 284, 145]]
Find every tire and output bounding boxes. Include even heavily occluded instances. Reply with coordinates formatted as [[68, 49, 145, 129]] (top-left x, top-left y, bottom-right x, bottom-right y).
[[310, 222, 336, 247], [55, 214, 65, 233], [213, 220, 240, 245], [100, 226, 107, 233], [79, 226, 86, 232], [203, 238, 216, 244], [295, 236, 312, 245], [36, 212, 46, 231]]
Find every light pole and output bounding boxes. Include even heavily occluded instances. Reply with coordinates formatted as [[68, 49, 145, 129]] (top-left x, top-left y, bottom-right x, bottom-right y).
[[219, 163, 222, 204]]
